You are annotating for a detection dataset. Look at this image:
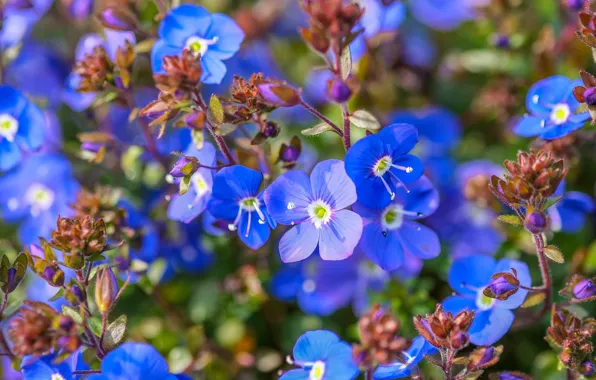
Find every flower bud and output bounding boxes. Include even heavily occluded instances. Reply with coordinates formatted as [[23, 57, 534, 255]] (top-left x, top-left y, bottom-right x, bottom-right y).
[[65, 283, 86, 306], [492, 34, 511, 49], [449, 331, 469, 350], [95, 268, 119, 314], [524, 211, 548, 234], [262, 121, 280, 138], [584, 87, 596, 106], [580, 361, 595, 377], [43, 264, 65, 287], [257, 83, 300, 107], [100, 7, 138, 31], [573, 279, 596, 299], [484, 273, 519, 300], [327, 78, 352, 103], [170, 156, 199, 177], [63, 0, 92, 19], [565, 0, 584, 11]]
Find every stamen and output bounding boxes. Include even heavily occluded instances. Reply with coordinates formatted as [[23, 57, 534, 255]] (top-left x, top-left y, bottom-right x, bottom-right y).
[[378, 175, 395, 200], [387, 169, 410, 193], [228, 207, 243, 231], [253, 203, 266, 222], [391, 164, 413, 173], [245, 210, 252, 237]]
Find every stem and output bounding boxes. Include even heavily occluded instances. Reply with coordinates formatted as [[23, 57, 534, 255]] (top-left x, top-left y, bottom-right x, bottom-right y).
[[341, 103, 351, 150], [299, 100, 343, 136], [533, 233, 552, 318], [204, 120, 236, 165], [441, 349, 454, 380], [139, 118, 169, 170], [99, 313, 109, 353], [0, 293, 14, 359], [366, 369, 373, 380], [73, 369, 102, 375]]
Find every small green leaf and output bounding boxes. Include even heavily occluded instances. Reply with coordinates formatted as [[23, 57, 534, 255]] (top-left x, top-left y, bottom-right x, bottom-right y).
[[179, 176, 191, 196], [497, 215, 522, 226], [209, 94, 224, 125], [340, 46, 352, 80], [543, 195, 563, 211], [301, 123, 335, 136], [191, 129, 204, 149], [215, 123, 236, 136], [86, 254, 106, 262], [134, 38, 156, 54], [88, 316, 103, 337], [544, 245, 564, 264], [147, 259, 167, 285], [49, 288, 64, 302], [521, 292, 546, 308], [102, 315, 127, 350], [62, 305, 83, 324], [576, 103, 589, 114], [349, 110, 381, 130], [465, 371, 484, 380]]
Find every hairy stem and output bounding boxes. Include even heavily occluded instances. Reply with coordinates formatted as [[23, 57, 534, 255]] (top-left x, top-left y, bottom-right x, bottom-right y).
[[341, 103, 351, 150], [533, 233, 552, 319], [299, 100, 343, 136]]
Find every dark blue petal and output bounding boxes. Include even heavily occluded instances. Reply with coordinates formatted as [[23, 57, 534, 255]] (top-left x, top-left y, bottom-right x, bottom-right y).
[[540, 121, 586, 140], [398, 221, 440, 260], [237, 210, 270, 249], [513, 115, 547, 138], [377, 123, 419, 156], [292, 330, 340, 363], [448, 256, 496, 296], [441, 295, 477, 315], [394, 175, 439, 219], [16, 101, 45, 150], [201, 54, 227, 84], [204, 13, 245, 60], [0, 139, 22, 171], [211, 165, 262, 202], [100, 342, 171, 379], [150, 39, 181, 73], [387, 154, 424, 185], [279, 369, 309, 380], [525, 75, 570, 116], [357, 218, 404, 271], [469, 308, 514, 346]]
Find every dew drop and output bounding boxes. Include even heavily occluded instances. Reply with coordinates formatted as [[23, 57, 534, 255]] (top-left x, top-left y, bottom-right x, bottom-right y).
[[187, 204, 193, 209], [540, 120, 546, 128], [417, 212, 424, 217], [287, 202, 296, 210]]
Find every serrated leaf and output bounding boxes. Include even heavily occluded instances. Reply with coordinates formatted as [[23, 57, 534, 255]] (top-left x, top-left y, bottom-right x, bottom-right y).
[[497, 215, 522, 226], [521, 292, 546, 308], [179, 176, 191, 196], [102, 315, 127, 350], [543, 195, 563, 211], [340, 46, 352, 80], [349, 110, 381, 130], [301, 123, 335, 136], [209, 95, 224, 125], [544, 245, 564, 263], [191, 129, 204, 149], [62, 305, 83, 324]]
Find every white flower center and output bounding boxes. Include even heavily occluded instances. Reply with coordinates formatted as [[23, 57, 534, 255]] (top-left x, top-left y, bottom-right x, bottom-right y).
[[550, 103, 570, 125], [51, 374, 66, 380], [192, 172, 209, 196], [309, 361, 326, 380], [381, 204, 405, 231], [0, 114, 19, 142], [371, 155, 414, 200], [25, 183, 55, 216], [307, 200, 332, 229], [185, 36, 219, 58], [476, 289, 496, 311], [228, 197, 266, 236]]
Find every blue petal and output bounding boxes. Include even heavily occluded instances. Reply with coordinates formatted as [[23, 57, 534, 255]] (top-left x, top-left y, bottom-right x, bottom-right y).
[[22, 353, 74, 380], [540, 121, 586, 140], [237, 210, 270, 249], [513, 115, 547, 138], [18, 210, 57, 245], [387, 154, 424, 186], [448, 256, 496, 296], [394, 175, 439, 219], [100, 342, 171, 379], [292, 330, 340, 363], [211, 165, 262, 202], [104, 30, 136, 61], [264, 170, 313, 225], [494, 258, 531, 309], [201, 54, 227, 85], [377, 123, 419, 156], [158, 4, 211, 46], [319, 210, 362, 260], [269, 264, 303, 301], [0, 85, 28, 115], [0, 139, 22, 171], [310, 159, 357, 211], [357, 218, 404, 271], [324, 341, 360, 380], [75, 33, 104, 60], [373, 336, 435, 380], [398, 221, 440, 260], [469, 308, 514, 346], [551, 191, 594, 233], [298, 261, 356, 315], [204, 13, 245, 60], [388, 107, 461, 151], [441, 295, 477, 315], [279, 222, 319, 263], [167, 177, 211, 223], [16, 102, 45, 150], [150, 39, 181, 73], [526, 75, 570, 116], [279, 369, 309, 380]]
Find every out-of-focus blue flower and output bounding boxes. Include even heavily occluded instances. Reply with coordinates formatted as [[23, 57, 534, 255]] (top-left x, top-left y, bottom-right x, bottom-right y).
[[442, 256, 531, 346], [354, 176, 440, 271], [400, 23, 437, 69], [208, 166, 275, 249], [345, 124, 424, 209], [0, 153, 80, 244], [119, 200, 160, 264], [373, 336, 437, 379], [515, 76, 590, 140], [64, 0, 93, 20], [388, 107, 461, 187], [0, 0, 53, 48], [409, 0, 488, 31], [265, 159, 362, 262], [0, 85, 45, 171], [160, 222, 214, 282], [548, 181, 594, 233], [88, 342, 178, 380], [152, 4, 245, 85], [281, 330, 359, 380], [63, 30, 136, 111], [21, 350, 88, 380], [168, 142, 216, 223]]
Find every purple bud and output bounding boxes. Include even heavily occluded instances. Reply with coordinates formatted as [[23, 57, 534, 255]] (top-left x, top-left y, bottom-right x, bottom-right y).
[[478, 346, 495, 366], [58, 316, 74, 331], [487, 275, 517, 298], [585, 87, 596, 106], [281, 146, 300, 163], [573, 279, 596, 299], [64, 0, 92, 20], [450, 331, 469, 350], [262, 121, 280, 138], [257, 83, 300, 107], [493, 34, 511, 49], [71, 284, 85, 303], [43, 266, 58, 282], [100, 8, 138, 31], [81, 142, 102, 154], [581, 361, 595, 377], [170, 156, 198, 177], [114, 256, 131, 271], [327, 78, 352, 103], [565, 0, 584, 11], [524, 211, 548, 234]]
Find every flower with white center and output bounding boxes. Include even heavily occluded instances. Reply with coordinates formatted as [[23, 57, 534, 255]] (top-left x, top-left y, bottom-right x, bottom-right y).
[[0, 114, 19, 142], [185, 35, 219, 57], [307, 200, 332, 229], [549, 103, 570, 125], [25, 183, 55, 217], [309, 361, 326, 380], [227, 196, 267, 236]]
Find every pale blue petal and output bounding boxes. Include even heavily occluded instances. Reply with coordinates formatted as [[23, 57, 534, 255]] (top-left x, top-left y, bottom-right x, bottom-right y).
[[318, 210, 362, 260], [310, 159, 357, 210]]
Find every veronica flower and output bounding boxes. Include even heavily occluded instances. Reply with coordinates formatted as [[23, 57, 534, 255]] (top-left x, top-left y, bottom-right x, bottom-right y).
[[281, 330, 360, 380], [0, 153, 79, 244], [514, 75, 590, 140], [21, 350, 88, 380], [151, 4, 245, 85], [354, 176, 440, 271], [264, 159, 362, 262], [442, 256, 531, 345], [548, 181, 594, 233], [208, 166, 275, 250], [168, 142, 216, 223], [409, 0, 489, 31], [345, 124, 424, 209], [0, 0, 52, 49], [0, 85, 45, 171], [160, 223, 214, 282], [373, 336, 437, 379], [88, 343, 179, 380]]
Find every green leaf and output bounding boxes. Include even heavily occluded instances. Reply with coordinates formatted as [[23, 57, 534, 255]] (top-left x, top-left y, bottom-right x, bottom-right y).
[[191, 129, 204, 149], [497, 215, 522, 226], [215, 123, 236, 136], [301, 123, 335, 136], [465, 371, 484, 380], [349, 110, 381, 130], [102, 315, 127, 350], [62, 305, 83, 324], [209, 94, 224, 125], [49, 288, 64, 302], [88, 316, 103, 337], [179, 176, 191, 196], [134, 38, 155, 54], [543, 245, 564, 264], [147, 259, 167, 285], [340, 46, 352, 80], [86, 254, 106, 262], [543, 195, 563, 211], [521, 292, 546, 308], [576, 103, 589, 114]]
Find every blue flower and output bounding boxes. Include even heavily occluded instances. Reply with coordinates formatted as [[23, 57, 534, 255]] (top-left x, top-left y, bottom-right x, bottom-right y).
[[151, 4, 245, 85], [264, 159, 362, 262], [0, 85, 45, 171], [373, 336, 437, 379], [442, 256, 531, 346], [515, 75, 590, 140], [168, 142, 216, 223], [119, 200, 160, 264], [548, 181, 594, 233], [87, 342, 178, 380], [0, 153, 79, 244], [354, 176, 440, 271], [409, 0, 486, 30], [0, 0, 52, 49], [281, 330, 359, 380], [160, 222, 214, 282], [345, 124, 424, 209], [21, 350, 88, 380], [208, 165, 275, 249]]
